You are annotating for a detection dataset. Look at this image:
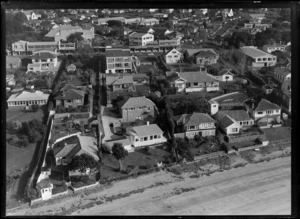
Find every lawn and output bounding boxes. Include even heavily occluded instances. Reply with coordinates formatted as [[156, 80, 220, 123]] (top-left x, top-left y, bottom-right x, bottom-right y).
[[263, 127, 291, 142], [6, 139, 36, 174], [6, 108, 44, 123], [100, 147, 172, 181]]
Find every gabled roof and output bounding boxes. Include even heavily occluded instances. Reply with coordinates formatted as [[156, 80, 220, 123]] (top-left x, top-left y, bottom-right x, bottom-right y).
[[219, 115, 240, 129], [174, 71, 216, 83], [274, 67, 291, 77], [254, 99, 281, 111], [195, 49, 218, 58], [7, 90, 49, 102], [105, 49, 131, 57], [185, 49, 204, 57], [77, 135, 99, 161], [166, 48, 181, 56], [132, 73, 149, 79], [54, 143, 79, 158], [45, 25, 83, 37], [55, 89, 85, 100], [129, 124, 163, 136], [240, 46, 276, 58], [175, 113, 215, 126], [37, 179, 53, 189], [216, 110, 252, 122], [22, 10, 34, 16], [121, 96, 156, 109], [106, 74, 133, 85], [129, 32, 152, 38]]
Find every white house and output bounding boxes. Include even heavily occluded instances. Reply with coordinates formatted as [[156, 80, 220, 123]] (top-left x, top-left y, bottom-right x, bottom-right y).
[[27, 52, 58, 73], [263, 44, 287, 53], [212, 69, 234, 82], [240, 46, 277, 68], [105, 49, 133, 74], [37, 179, 53, 200], [168, 70, 219, 93], [215, 110, 254, 129], [165, 48, 182, 64], [219, 115, 242, 135], [129, 32, 154, 46], [7, 90, 49, 109], [251, 99, 281, 124], [11, 40, 29, 56], [22, 10, 41, 20], [127, 123, 167, 148]]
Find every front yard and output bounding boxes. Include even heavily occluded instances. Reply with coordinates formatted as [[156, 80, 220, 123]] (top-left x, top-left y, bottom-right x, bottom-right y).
[[100, 147, 172, 181], [263, 127, 291, 142]]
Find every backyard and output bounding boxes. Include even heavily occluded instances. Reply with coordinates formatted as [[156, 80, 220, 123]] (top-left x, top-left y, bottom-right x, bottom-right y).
[[6, 108, 44, 123]]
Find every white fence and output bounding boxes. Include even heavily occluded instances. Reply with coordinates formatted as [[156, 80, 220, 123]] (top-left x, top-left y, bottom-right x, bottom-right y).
[[73, 182, 100, 192]]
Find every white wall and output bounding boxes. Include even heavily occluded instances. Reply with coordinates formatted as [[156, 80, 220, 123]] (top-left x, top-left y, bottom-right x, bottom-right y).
[[131, 134, 167, 147]]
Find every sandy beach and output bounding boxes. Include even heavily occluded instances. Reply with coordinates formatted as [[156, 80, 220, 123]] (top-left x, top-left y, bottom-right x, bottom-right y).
[[7, 154, 291, 216]]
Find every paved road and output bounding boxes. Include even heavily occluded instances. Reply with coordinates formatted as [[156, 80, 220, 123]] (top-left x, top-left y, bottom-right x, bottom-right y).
[[74, 157, 291, 215]]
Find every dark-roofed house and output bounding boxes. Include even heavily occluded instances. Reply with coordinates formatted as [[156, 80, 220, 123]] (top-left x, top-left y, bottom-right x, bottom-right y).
[[105, 49, 133, 74], [193, 49, 219, 65], [251, 99, 281, 125], [219, 115, 242, 135], [168, 70, 219, 93], [127, 122, 167, 147], [215, 110, 254, 129], [175, 113, 216, 138], [54, 89, 86, 108], [27, 52, 58, 73], [120, 96, 157, 122], [106, 74, 135, 92], [132, 74, 149, 85]]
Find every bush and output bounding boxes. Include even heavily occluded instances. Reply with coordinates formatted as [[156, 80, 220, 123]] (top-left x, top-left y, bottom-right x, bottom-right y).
[[31, 104, 39, 112], [168, 166, 183, 175], [72, 181, 85, 188], [241, 151, 255, 162]]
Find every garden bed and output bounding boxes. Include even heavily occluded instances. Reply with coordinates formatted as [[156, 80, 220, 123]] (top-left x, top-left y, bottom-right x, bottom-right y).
[[70, 175, 97, 189]]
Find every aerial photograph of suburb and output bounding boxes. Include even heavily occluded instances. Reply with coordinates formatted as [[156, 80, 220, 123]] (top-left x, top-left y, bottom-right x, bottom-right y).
[[4, 5, 294, 216]]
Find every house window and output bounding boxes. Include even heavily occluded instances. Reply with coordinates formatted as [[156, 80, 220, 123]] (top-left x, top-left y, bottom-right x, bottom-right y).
[[193, 82, 198, 86], [154, 135, 157, 139], [273, 58, 276, 60], [140, 137, 144, 142], [144, 137, 148, 141], [157, 134, 161, 138], [201, 67, 206, 71], [150, 136, 153, 140], [268, 58, 271, 61], [266, 110, 273, 114], [240, 122, 243, 125], [189, 126, 195, 130], [257, 58, 261, 61], [124, 63, 130, 67], [231, 128, 238, 132], [257, 111, 263, 114], [276, 110, 280, 113], [135, 138, 139, 142]]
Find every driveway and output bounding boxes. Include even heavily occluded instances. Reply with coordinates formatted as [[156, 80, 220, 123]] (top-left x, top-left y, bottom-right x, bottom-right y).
[[101, 107, 124, 142]]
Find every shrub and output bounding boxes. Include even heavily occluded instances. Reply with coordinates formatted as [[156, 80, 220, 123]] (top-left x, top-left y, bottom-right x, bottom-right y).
[[241, 151, 255, 162], [31, 104, 39, 112], [194, 134, 202, 142], [168, 166, 182, 175], [72, 181, 85, 188]]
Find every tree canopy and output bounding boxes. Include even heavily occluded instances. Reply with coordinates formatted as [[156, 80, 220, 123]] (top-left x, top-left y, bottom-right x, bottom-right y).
[[112, 143, 128, 171], [68, 154, 98, 174], [67, 32, 84, 43]]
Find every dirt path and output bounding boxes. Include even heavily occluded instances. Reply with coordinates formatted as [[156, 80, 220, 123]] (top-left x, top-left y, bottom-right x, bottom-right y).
[[7, 156, 291, 216]]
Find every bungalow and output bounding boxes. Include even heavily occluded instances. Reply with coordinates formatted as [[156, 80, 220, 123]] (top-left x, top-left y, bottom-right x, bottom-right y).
[[175, 113, 216, 138], [37, 179, 53, 200], [54, 135, 99, 166], [132, 74, 149, 85], [120, 96, 157, 122], [129, 32, 154, 46], [250, 99, 281, 125], [240, 46, 277, 68], [7, 90, 49, 109], [274, 67, 291, 83], [212, 69, 234, 82], [263, 44, 287, 53], [215, 110, 254, 129], [165, 48, 182, 64], [193, 49, 219, 66], [168, 70, 219, 93], [106, 74, 135, 92], [105, 49, 133, 74], [27, 52, 58, 73], [219, 115, 242, 135], [127, 123, 167, 147], [54, 89, 86, 108]]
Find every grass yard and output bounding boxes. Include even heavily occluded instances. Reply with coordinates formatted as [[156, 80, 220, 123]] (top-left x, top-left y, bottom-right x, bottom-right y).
[[6, 108, 44, 123], [135, 85, 150, 94], [6, 140, 36, 174], [100, 147, 172, 181], [263, 127, 291, 142]]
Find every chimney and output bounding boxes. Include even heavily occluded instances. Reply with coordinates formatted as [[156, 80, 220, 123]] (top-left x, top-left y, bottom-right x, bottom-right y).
[[147, 121, 150, 126]]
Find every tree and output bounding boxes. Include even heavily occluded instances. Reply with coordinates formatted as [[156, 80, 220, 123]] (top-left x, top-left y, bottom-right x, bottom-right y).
[[68, 154, 98, 175], [107, 20, 123, 28], [28, 129, 42, 143], [112, 143, 128, 172], [31, 104, 39, 112], [19, 122, 30, 136], [66, 32, 84, 43]]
